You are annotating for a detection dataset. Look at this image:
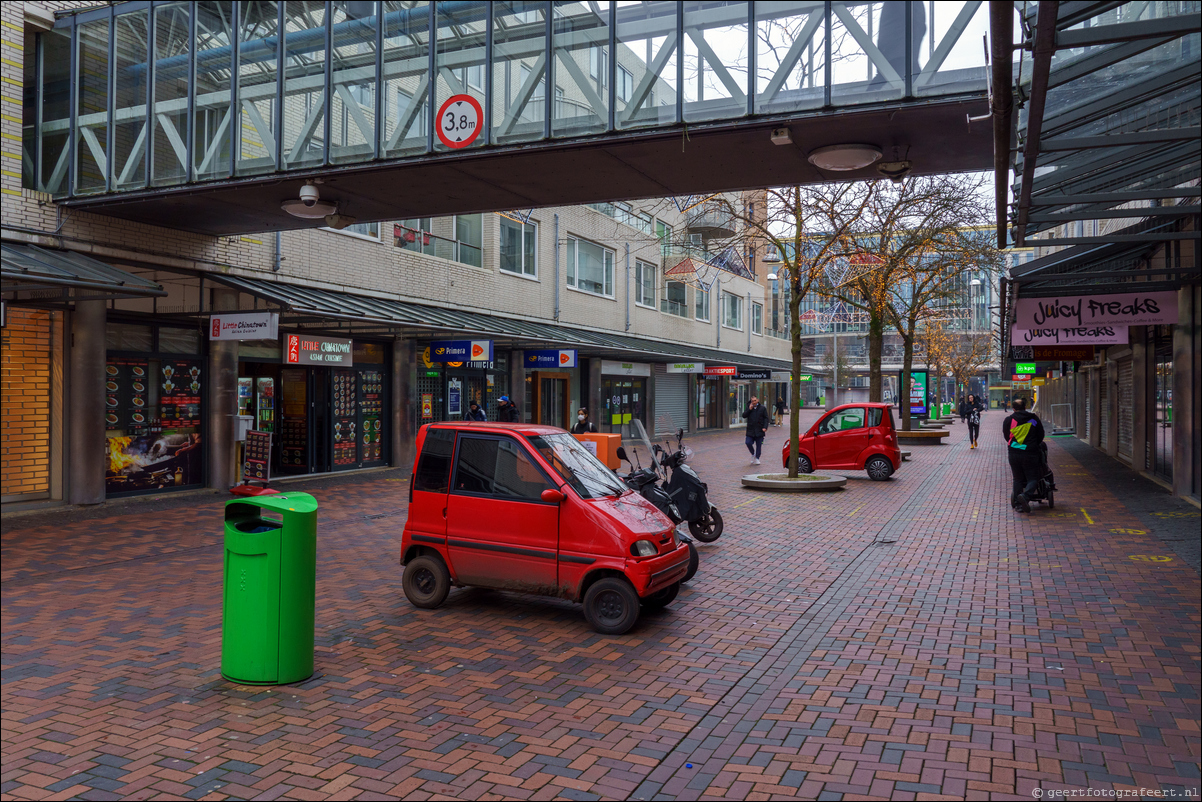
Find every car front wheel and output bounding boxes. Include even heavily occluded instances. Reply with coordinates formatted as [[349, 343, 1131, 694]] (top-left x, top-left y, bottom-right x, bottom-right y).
[[402, 554, 451, 609], [865, 455, 894, 481], [797, 454, 813, 474], [583, 577, 641, 635]]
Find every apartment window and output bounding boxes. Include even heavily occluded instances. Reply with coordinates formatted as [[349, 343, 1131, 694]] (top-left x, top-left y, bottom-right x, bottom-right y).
[[617, 65, 633, 102], [695, 285, 711, 322], [752, 301, 763, 335], [500, 218, 537, 277], [589, 47, 608, 84], [398, 217, 435, 255], [661, 281, 688, 317], [722, 291, 742, 330], [455, 214, 483, 268], [566, 237, 615, 297], [634, 260, 655, 307], [329, 220, 380, 239], [462, 64, 485, 91], [656, 219, 673, 257], [395, 89, 428, 141]]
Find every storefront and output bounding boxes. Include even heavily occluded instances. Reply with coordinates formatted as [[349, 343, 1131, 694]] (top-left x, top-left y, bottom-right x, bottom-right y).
[[417, 340, 510, 424], [237, 333, 391, 477], [104, 319, 206, 497], [658, 362, 701, 434], [600, 360, 650, 437], [694, 373, 724, 429], [524, 349, 580, 428]]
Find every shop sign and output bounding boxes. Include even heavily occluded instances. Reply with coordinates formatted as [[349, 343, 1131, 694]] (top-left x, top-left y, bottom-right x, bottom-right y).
[[1010, 325, 1127, 346], [770, 371, 796, 382], [666, 362, 704, 373], [601, 359, 651, 376], [285, 334, 353, 366], [1014, 362, 1037, 375], [1014, 290, 1177, 329], [448, 378, 462, 416], [210, 312, 279, 341], [242, 430, 272, 483], [526, 349, 578, 368], [737, 368, 771, 380], [901, 369, 929, 416], [1033, 378, 1046, 386], [421, 393, 433, 419], [1012, 375, 1033, 382], [429, 339, 493, 362], [1011, 344, 1096, 360], [704, 366, 736, 376]]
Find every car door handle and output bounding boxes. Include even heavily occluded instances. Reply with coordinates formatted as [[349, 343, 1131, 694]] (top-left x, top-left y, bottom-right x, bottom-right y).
[[442, 507, 447, 519]]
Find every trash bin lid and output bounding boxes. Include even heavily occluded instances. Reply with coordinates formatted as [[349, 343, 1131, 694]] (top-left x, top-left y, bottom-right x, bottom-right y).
[[225, 491, 318, 515]]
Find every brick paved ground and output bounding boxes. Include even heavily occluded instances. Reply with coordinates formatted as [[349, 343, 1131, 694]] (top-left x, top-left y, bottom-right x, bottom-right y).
[[2, 412, 1199, 801]]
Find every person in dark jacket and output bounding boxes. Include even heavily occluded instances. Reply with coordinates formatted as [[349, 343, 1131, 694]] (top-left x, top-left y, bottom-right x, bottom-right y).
[[1002, 398, 1045, 512], [773, 396, 786, 427], [958, 396, 967, 423], [464, 401, 487, 421], [497, 395, 519, 422], [965, 394, 984, 449], [741, 396, 771, 465], [571, 408, 597, 434]]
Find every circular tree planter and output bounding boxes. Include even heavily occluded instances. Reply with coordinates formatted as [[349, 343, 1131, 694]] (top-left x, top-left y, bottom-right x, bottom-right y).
[[741, 473, 848, 491], [897, 429, 949, 445]]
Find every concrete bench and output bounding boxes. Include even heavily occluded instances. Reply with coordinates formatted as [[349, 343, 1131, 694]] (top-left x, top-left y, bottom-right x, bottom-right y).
[[897, 429, 949, 445]]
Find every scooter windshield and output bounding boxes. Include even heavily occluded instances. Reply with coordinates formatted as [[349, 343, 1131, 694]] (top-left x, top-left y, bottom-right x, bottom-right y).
[[527, 433, 627, 499]]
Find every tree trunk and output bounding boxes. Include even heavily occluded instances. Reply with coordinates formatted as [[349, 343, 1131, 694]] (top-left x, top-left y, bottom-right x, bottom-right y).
[[900, 334, 914, 431], [867, 314, 883, 402], [787, 271, 803, 478]]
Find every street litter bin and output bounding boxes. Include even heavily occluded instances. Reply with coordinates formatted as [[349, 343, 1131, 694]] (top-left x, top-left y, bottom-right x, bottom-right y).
[[221, 492, 318, 685]]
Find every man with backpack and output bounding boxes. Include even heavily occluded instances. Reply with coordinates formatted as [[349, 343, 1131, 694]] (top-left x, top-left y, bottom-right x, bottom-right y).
[[1002, 397, 1045, 513]]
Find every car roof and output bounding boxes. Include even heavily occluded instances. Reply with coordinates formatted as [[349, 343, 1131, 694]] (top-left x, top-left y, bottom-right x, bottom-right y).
[[427, 421, 567, 436], [827, 402, 894, 409]]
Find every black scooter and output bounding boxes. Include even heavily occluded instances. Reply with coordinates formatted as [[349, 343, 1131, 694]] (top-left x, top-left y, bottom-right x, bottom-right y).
[[652, 429, 723, 543], [615, 445, 699, 584]]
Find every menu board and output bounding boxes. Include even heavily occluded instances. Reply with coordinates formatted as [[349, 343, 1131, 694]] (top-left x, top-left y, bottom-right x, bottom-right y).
[[160, 359, 202, 428], [105, 359, 150, 434], [360, 370, 384, 465], [243, 430, 272, 483], [332, 369, 358, 467]]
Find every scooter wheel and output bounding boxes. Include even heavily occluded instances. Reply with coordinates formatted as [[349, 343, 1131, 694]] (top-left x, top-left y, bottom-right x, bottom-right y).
[[1047, 490, 1055, 509], [682, 540, 699, 584], [689, 509, 723, 542]]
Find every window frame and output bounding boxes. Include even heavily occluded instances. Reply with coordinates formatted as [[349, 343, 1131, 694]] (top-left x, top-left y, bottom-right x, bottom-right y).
[[449, 433, 557, 504], [323, 220, 381, 241], [565, 235, 616, 299], [752, 301, 763, 335], [818, 407, 866, 435], [634, 259, 656, 308], [661, 280, 688, 318], [499, 217, 538, 279], [721, 291, 743, 331], [453, 213, 484, 268], [695, 285, 711, 322]]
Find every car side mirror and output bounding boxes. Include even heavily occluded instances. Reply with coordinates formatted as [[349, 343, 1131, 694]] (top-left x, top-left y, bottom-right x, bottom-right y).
[[616, 446, 628, 462], [540, 488, 565, 504]]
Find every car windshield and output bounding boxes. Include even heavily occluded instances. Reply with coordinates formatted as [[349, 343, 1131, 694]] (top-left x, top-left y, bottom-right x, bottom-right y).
[[527, 433, 627, 499]]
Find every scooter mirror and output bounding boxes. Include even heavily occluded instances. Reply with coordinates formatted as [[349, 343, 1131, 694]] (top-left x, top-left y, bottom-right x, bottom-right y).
[[616, 446, 628, 462], [677, 428, 684, 438]]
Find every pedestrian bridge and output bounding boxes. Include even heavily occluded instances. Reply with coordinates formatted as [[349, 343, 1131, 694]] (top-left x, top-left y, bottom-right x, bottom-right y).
[[35, 0, 992, 235]]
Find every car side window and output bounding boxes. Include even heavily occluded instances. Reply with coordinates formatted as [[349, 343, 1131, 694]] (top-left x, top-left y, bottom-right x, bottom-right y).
[[414, 428, 455, 493], [818, 408, 865, 434], [453, 435, 552, 501], [867, 407, 883, 427]]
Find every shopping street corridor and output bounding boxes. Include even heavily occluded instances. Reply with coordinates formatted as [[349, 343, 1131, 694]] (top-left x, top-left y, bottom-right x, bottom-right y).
[[2, 411, 1199, 801]]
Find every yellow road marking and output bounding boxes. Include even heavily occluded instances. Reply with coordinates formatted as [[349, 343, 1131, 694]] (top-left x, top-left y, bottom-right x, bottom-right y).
[[1128, 555, 1173, 563], [734, 498, 756, 509], [1081, 508, 1094, 525], [847, 503, 864, 517]]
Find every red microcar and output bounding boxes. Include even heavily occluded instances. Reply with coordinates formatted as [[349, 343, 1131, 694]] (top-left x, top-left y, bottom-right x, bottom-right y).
[[780, 402, 902, 480], [399, 422, 691, 635]]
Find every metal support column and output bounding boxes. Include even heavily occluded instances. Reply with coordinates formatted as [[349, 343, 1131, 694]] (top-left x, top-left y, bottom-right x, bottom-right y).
[[67, 300, 106, 505], [392, 337, 416, 470], [508, 349, 526, 422], [207, 288, 240, 490]]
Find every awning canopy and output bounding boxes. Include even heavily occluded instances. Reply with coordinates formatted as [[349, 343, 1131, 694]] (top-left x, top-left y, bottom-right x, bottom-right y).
[[1, 244, 167, 306], [211, 274, 790, 371]]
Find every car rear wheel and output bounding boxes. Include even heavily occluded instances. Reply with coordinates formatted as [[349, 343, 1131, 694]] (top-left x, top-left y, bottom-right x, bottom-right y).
[[866, 456, 894, 481], [583, 577, 641, 635], [682, 540, 699, 584], [403, 554, 450, 609], [641, 581, 680, 610]]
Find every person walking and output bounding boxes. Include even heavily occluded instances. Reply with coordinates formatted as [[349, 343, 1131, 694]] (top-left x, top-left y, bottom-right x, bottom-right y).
[[742, 396, 771, 465], [464, 401, 487, 421], [1002, 397, 1045, 512], [966, 393, 983, 449], [497, 395, 519, 422], [958, 395, 967, 423], [773, 396, 786, 427], [571, 408, 597, 434]]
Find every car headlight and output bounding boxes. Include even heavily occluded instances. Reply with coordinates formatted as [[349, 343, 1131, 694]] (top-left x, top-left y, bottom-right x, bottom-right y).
[[631, 539, 658, 557]]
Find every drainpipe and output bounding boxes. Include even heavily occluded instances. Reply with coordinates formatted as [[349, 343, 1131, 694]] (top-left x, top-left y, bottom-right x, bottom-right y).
[[714, 277, 720, 350], [273, 231, 281, 272], [553, 213, 560, 321], [625, 243, 630, 331], [747, 291, 752, 352]]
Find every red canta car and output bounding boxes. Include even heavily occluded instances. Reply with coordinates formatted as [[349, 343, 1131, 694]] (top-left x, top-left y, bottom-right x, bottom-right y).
[[780, 402, 902, 481], [400, 422, 691, 635]]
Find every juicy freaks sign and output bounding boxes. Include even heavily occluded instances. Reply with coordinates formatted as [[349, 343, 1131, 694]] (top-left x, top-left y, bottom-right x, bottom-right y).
[[525, 349, 577, 368], [285, 334, 353, 365], [429, 339, 493, 362], [1014, 291, 1177, 329], [209, 312, 279, 341], [1010, 325, 1128, 346]]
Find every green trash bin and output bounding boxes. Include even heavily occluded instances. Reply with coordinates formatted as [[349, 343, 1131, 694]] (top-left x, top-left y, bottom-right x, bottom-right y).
[[221, 492, 318, 685]]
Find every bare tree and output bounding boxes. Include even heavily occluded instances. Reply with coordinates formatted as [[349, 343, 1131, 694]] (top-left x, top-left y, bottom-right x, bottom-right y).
[[947, 331, 995, 401]]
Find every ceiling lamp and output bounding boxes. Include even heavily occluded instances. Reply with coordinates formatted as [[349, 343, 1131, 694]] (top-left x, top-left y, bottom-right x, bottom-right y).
[[807, 144, 882, 171]]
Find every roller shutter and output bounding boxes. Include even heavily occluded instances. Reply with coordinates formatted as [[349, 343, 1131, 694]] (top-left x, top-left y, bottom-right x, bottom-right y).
[[654, 366, 689, 435], [1117, 357, 1133, 461], [1099, 366, 1110, 451], [1084, 375, 1092, 441]]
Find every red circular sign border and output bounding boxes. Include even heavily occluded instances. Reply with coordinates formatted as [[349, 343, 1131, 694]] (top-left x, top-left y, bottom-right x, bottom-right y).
[[435, 94, 484, 149]]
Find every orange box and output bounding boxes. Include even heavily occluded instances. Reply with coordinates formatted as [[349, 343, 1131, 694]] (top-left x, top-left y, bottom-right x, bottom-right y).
[[572, 432, 623, 470]]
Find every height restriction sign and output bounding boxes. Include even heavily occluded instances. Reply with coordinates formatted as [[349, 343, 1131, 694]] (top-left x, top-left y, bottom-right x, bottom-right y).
[[436, 94, 483, 149]]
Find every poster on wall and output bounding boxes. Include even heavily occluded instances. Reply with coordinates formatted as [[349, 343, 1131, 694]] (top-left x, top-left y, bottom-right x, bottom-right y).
[[448, 378, 462, 416], [900, 369, 929, 417], [360, 370, 385, 465], [332, 369, 358, 468], [421, 393, 433, 419]]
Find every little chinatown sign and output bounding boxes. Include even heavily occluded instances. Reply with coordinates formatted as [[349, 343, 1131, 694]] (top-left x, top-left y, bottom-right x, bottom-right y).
[[1014, 290, 1177, 329]]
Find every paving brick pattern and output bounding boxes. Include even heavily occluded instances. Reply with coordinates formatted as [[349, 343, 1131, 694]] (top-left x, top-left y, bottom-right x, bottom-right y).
[[2, 412, 1199, 801]]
